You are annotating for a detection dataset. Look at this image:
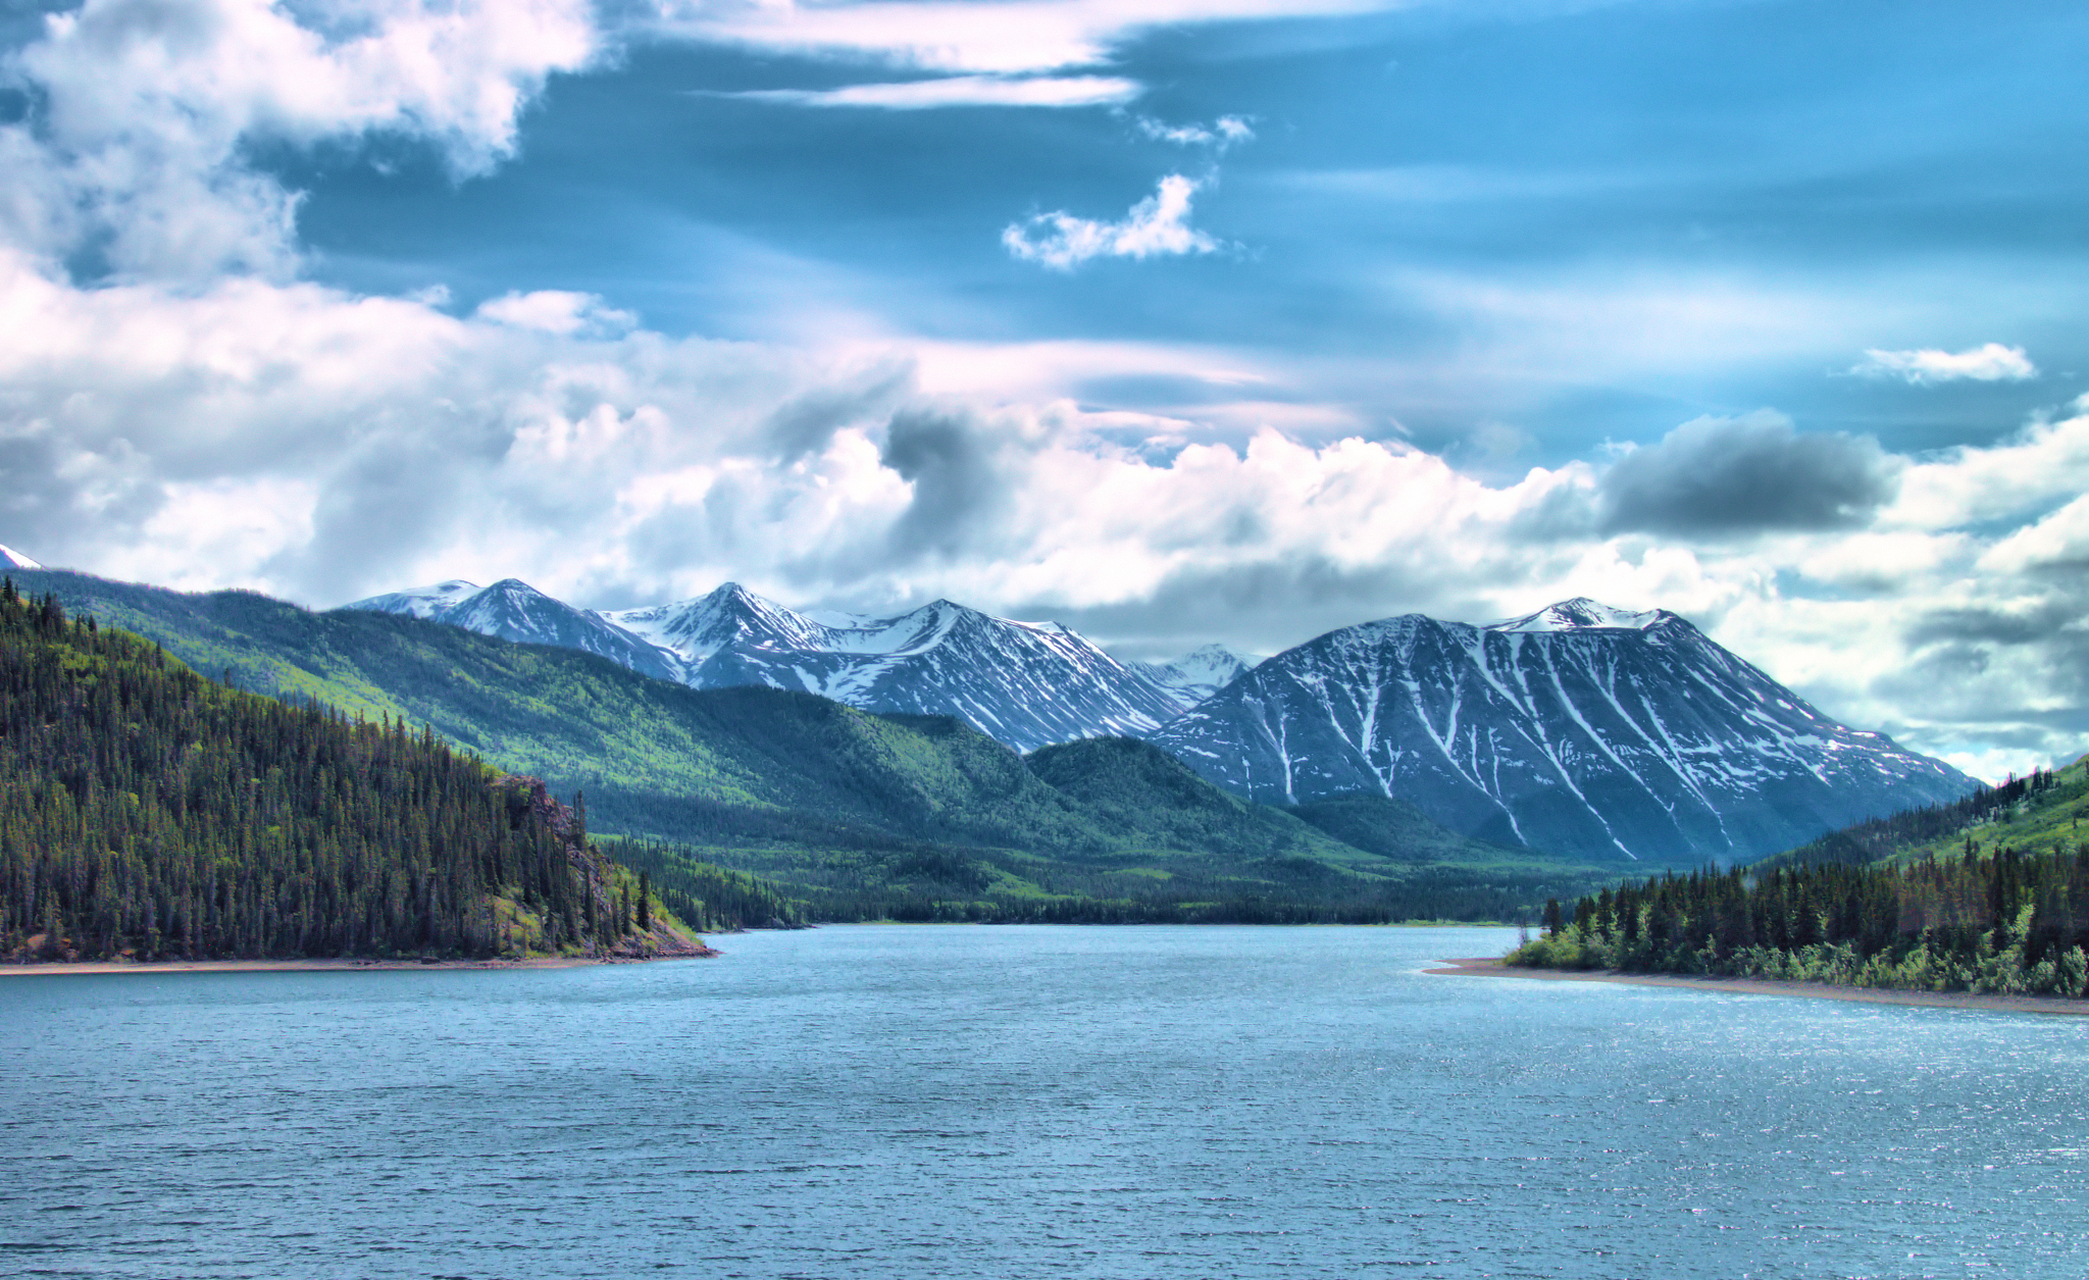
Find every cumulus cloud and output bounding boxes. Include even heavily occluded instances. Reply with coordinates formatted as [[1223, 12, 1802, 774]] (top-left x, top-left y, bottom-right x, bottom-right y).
[[1596, 411, 1899, 537], [716, 75, 1141, 109], [1853, 342, 2037, 384], [4, 0, 598, 280], [1003, 174, 1221, 270]]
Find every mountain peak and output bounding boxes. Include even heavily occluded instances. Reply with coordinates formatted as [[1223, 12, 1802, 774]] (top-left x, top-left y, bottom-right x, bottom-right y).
[[1487, 598, 1669, 634], [0, 543, 43, 571]]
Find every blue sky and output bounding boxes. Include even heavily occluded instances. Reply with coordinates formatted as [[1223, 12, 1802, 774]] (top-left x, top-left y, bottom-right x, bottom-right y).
[[286, 0, 2086, 463], [3, 0, 2089, 778]]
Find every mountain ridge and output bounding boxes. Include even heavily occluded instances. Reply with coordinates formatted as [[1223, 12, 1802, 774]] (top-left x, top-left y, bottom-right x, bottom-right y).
[[348, 577, 1195, 752]]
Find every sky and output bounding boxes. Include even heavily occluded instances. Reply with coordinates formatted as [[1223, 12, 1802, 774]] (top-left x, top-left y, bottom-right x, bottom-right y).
[[3, 0, 2088, 781]]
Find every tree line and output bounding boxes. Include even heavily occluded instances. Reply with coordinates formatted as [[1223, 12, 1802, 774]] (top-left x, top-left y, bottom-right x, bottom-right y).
[[0, 584, 662, 961], [1512, 839, 2089, 996]]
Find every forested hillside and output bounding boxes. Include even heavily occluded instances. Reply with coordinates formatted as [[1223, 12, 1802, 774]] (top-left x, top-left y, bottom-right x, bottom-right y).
[[0, 584, 699, 962], [1508, 755, 2089, 996]]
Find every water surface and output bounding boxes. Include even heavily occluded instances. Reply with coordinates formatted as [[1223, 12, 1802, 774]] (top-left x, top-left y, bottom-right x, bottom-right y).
[[2, 925, 2083, 1278]]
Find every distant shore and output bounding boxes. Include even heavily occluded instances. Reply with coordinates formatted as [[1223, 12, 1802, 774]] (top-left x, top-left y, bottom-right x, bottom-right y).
[[1426, 956, 2089, 1016], [0, 950, 718, 976]]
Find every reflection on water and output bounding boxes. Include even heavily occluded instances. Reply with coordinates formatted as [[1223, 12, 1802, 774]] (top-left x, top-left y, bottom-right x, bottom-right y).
[[2, 925, 2084, 1278]]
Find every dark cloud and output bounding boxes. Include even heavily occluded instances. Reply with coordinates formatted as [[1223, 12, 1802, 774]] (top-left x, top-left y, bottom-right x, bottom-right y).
[[1597, 412, 1898, 538], [1873, 595, 2089, 762], [1904, 601, 2085, 650], [762, 365, 911, 461], [880, 406, 1008, 559]]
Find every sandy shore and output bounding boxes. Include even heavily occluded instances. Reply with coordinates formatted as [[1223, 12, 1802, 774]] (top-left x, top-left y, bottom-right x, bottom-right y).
[[1427, 956, 2089, 1016]]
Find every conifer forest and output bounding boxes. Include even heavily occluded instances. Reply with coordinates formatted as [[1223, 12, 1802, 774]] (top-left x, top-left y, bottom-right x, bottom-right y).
[[0, 584, 683, 961]]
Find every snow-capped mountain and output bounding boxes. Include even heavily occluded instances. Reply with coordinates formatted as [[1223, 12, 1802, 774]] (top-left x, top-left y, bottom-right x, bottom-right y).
[[347, 579, 480, 620], [1125, 644, 1261, 711], [1148, 598, 1976, 865], [345, 578, 683, 683], [605, 584, 1187, 752], [0, 543, 43, 570], [346, 579, 1187, 752]]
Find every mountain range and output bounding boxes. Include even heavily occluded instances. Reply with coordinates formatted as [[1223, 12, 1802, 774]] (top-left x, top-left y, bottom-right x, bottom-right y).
[[18, 550, 1980, 869], [347, 578, 1237, 752], [1150, 599, 1974, 863], [10, 567, 1604, 923]]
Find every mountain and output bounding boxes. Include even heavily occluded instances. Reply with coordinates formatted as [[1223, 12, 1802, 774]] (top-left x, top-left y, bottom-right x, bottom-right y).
[[345, 577, 1188, 753], [1125, 643, 1259, 709], [23, 568, 1609, 923], [1149, 597, 1977, 865], [605, 584, 1188, 752], [0, 543, 41, 570], [346, 577, 683, 683]]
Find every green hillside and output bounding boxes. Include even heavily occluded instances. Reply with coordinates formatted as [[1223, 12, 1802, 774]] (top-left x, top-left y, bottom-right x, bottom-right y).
[[20, 569, 1613, 922], [0, 585, 703, 962], [1506, 757, 2089, 996], [1757, 756, 2089, 872]]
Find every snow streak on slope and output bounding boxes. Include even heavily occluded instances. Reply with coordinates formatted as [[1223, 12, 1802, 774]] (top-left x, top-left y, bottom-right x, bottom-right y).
[[1149, 598, 1976, 864]]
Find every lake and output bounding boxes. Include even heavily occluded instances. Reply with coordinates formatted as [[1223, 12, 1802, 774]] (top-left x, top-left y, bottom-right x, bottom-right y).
[[2, 925, 2083, 1278]]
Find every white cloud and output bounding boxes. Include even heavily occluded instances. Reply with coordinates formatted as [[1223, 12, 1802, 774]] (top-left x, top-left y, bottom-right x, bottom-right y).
[[1853, 342, 2037, 384], [1134, 114, 1255, 149], [718, 74, 1142, 109], [476, 290, 638, 336], [1882, 412, 2089, 531], [645, 0, 1399, 76], [9, 227, 2089, 777], [1003, 174, 1221, 270], [6, 0, 598, 281]]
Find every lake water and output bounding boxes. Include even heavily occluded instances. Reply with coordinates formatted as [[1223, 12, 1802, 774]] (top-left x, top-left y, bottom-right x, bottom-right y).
[[1, 925, 2084, 1279]]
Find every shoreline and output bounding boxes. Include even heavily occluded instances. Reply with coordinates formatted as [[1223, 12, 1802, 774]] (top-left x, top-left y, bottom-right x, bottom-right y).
[[0, 950, 718, 977], [1426, 956, 2089, 1016]]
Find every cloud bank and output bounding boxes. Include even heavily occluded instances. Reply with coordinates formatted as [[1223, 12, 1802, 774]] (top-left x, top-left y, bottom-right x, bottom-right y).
[[3, 0, 2088, 785]]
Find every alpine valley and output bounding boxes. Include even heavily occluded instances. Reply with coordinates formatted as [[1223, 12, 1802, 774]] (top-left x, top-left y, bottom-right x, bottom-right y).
[[9, 562, 1976, 929], [347, 576, 1975, 867]]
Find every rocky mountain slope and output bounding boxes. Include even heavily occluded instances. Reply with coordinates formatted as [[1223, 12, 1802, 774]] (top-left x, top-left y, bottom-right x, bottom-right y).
[[1149, 598, 1976, 865]]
